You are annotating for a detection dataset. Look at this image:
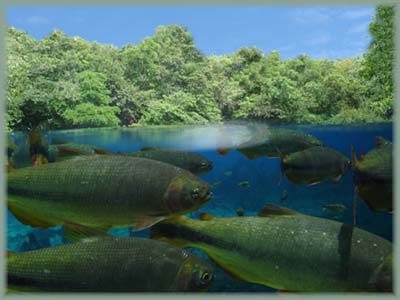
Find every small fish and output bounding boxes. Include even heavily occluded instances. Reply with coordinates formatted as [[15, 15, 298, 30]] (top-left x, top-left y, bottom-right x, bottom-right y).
[[236, 208, 244, 217], [199, 212, 215, 221], [211, 181, 222, 189], [321, 204, 347, 213], [7, 237, 214, 292], [280, 190, 288, 202], [223, 171, 233, 177], [237, 181, 250, 188]]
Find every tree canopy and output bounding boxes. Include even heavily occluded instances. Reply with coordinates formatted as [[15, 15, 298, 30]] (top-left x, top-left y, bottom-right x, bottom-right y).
[[6, 8, 394, 131]]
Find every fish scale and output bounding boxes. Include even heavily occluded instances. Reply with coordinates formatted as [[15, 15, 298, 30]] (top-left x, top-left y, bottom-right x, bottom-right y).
[[151, 212, 392, 292], [8, 237, 214, 292], [7, 155, 210, 230]]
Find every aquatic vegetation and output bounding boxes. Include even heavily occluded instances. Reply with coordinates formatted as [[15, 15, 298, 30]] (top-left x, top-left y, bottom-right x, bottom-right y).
[[151, 204, 392, 292], [8, 237, 214, 292]]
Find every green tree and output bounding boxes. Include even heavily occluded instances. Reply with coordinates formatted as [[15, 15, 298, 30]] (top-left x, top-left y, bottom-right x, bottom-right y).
[[361, 5, 394, 119]]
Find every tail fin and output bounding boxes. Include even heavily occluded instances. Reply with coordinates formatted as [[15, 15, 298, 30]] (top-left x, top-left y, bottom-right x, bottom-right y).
[[351, 145, 358, 170], [149, 215, 191, 248]]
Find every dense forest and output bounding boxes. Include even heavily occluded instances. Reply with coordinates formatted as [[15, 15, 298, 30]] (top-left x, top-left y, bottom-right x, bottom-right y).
[[6, 6, 394, 131]]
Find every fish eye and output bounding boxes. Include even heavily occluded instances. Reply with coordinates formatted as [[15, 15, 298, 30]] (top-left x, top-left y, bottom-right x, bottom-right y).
[[201, 272, 212, 284], [191, 188, 200, 199]]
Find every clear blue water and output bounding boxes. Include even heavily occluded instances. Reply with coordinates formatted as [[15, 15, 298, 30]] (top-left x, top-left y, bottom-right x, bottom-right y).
[[7, 123, 393, 292]]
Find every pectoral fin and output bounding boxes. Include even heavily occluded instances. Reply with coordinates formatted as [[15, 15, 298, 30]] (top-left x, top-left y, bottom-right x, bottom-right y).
[[8, 196, 55, 229], [63, 222, 109, 242], [132, 216, 165, 231]]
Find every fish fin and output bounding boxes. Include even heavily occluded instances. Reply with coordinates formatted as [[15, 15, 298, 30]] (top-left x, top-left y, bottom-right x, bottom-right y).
[[8, 197, 54, 229], [307, 181, 321, 186], [132, 216, 165, 231], [63, 222, 109, 242], [258, 204, 300, 217], [351, 145, 358, 169], [217, 147, 231, 156], [199, 212, 214, 221], [141, 146, 160, 151], [94, 148, 109, 154], [332, 175, 342, 183], [207, 255, 247, 282]]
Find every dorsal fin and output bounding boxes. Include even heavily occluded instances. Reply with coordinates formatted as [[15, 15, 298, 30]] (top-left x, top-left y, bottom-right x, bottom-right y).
[[258, 204, 300, 217], [199, 212, 214, 221], [351, 145, 358, 168]]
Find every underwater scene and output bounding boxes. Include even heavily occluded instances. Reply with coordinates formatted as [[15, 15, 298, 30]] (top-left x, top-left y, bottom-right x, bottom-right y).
[[6, 122, 393, 293]]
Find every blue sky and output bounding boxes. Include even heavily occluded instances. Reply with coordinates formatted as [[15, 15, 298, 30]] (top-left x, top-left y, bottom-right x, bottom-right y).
[[6, 6, 375, 60]]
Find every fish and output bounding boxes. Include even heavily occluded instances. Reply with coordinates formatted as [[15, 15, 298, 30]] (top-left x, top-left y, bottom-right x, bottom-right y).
[[280, 190, 288, 202], [321, 204, 347, 213], [279, 146, 351, 186], [124, 147, 213, 175], [150, 204, 392, 292], [7, 155, 212, 239], [236, 208, 244, 217], [237, 128, 322, 159], [48, 143, 111, 162], [352, 137, 392, 185], [352, 137, 393, 219], [211, 181, 222, 189], [223, 171, 233, 177], [237, 181, 250, 188], [7, 237, 214, 292]]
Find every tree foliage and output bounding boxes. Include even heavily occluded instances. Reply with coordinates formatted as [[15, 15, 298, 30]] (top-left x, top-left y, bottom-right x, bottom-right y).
[[6, 14, 393, 131]]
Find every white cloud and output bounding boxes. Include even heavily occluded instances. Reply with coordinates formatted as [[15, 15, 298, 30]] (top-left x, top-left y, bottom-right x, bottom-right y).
[[25, 15, 51, 25]]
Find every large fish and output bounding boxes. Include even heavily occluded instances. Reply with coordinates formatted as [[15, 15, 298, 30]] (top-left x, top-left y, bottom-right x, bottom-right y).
[[124, 147, 213, 175], [150, 204, 392, 292], [8, 237, 214, 292], [8, 155, 211, 238], [279, 146, 351, 185], [237, 128, 322, 159], [352, 137, 393, 215], [48, 143, 111, 162]]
